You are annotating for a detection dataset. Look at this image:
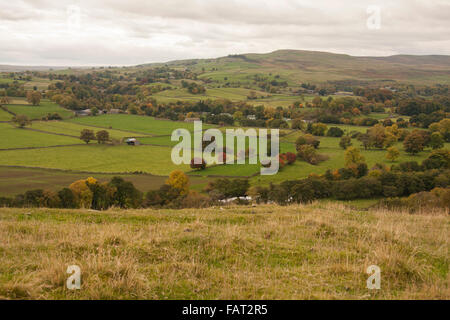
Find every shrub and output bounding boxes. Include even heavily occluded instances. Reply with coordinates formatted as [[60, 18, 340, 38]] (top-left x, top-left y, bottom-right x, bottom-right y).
[[295, 134, 320, 150], [327, 127, 344, 137], [285, 152, 296, 164], [309, 123, 328, 136], [339, 136, 352, 149]]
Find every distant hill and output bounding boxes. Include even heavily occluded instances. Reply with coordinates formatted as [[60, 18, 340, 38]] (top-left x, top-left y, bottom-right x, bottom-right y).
[[0, 65, 70, 72], [139, 49, 450, 85]]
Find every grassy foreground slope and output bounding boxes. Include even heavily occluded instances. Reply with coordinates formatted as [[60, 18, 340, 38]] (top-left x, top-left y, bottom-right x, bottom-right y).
[[0, 203, 448, 299]]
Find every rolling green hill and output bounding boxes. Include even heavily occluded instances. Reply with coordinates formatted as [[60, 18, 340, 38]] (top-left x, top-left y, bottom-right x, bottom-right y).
[[140, 49, 450, 85]]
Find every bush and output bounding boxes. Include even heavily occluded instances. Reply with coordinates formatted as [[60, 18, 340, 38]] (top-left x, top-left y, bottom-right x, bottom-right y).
[[285, 152, 296, 164], [327, 127, 344, 137], [295, 134, 320, 150], [309, 123, 328, 136], [339, 136, 352, 149]]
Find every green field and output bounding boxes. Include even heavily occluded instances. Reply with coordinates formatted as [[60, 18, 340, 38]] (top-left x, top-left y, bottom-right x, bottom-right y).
[[0, 144, 189, 175], [0, 108, 13, 121], [0, 123, 80, 149], [69, 114, 213, 136], [4, 100, 74, 120], [152, 87, 318, 108], [31, 121, 146, 140]]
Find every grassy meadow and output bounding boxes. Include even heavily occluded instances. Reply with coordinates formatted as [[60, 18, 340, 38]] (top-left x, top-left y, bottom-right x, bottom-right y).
[[0, 123, 80, 149], [31, 121, 146, 140], [0, 203, 447, 299], [0, 144, 190, 175], [69, 114, 214, 136], [3, 100, 74, 120], [0, 108, 13, 121]]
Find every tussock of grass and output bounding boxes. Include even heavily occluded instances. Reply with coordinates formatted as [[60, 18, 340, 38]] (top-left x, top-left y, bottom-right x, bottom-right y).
[[0, 203, 448, 299]]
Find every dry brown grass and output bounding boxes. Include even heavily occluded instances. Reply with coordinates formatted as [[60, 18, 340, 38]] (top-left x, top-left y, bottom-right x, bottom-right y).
[[0, 202, 448, 300]]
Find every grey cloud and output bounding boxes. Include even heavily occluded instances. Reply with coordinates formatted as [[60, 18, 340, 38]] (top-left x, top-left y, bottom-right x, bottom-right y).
[[0, 0, 448, 65]]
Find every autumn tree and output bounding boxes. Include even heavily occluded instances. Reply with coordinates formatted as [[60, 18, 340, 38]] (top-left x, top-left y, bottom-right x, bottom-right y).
[[432, 118, 450, 142], [309, 123, 328, 136], [339, 136, 352, 149], [367, 124, 386, 149], [344, 147, 365, 168], [166, 170, 190, 196], [69, 177, 97, 208], [291, 118, 305, 130], [96, 130, 110, 144], [403, 130, 425, 155], [26, 91, 41, 106], [429, 132, 445, 149], [80, 129, 95, 144], [386, 146, 400, 162], [12, 115, 31, 128]]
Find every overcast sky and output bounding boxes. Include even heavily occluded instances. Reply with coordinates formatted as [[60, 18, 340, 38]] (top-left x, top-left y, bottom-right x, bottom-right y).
[[1, 0, 449, 66]]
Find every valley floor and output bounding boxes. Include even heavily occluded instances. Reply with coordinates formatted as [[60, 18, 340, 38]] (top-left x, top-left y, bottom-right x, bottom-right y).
[[0, 203, 448, 299]]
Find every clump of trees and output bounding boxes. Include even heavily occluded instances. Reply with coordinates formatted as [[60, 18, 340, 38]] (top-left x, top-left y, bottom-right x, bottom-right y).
[[146, 170, 208, 208], [2, 176, 143, 210], [181, 80, 206, 94], [80, 129, 110, 144]]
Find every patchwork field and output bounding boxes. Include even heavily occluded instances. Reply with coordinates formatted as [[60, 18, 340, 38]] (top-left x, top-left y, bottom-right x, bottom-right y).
[[0, 144, 189, 175], [0, 123, 80, 149], [0, 203, 447, 299], [152, 87, 325, 108], [69, 114, 213, 136], [31, 121, 146, 140], [3, 100, 74, 120]]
